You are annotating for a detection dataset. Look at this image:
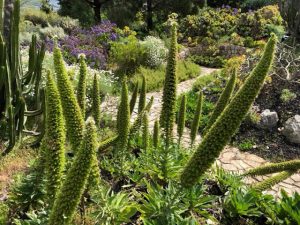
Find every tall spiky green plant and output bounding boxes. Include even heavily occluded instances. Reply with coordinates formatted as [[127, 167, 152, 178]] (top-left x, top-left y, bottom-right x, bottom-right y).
[[42, 71, 66, 204], [116, 78, 130, 153], [53, 46, 84, 153], [190, 92, 203, 146], [252, 170, 297, 192], [153, 120, 160, 148], [48, 118, 97, 225], [138, 75, 146, 113], [0, 0, 4, 32], [76, 55, 87, 117], [204, 69, 237, 135], [177, 94, 186, 144], [244, 160, 300, 177], [92, 74, 101, 128], [180, 34, 277, 188], [160, 23, 178, 146], [142, 113, 149, 150], [130, 82, 139, 115]]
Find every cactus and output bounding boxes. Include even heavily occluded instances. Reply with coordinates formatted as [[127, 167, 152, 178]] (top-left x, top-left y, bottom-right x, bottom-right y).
[[48, 118, 97, 225], [0, 0, 46, 155], [142, 113, 149, 151], [76, 55, 87, 117], [153, 120, 160, 148], [53, 46, 84, 153], [42, 71, 65, 204], [138, 75, 146, 113], [252, 170, 297, 192], [204, 69, 236, 135], [92, 74, 101, 128], [180, 35, 277, 188], [177, 94, 186, 144], [244, 160, 300, 177], [130, 82, 139, 115], [190, 92, 203, 146], [160, 23, 178, 146]]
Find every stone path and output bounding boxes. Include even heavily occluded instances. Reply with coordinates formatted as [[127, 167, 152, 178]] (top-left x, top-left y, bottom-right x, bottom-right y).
[[101, 66, 300, 197]]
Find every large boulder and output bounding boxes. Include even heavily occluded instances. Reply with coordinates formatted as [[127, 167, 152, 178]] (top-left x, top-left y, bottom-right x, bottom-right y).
[[258, 109, 279, 130], [282, 115, 300, 144]]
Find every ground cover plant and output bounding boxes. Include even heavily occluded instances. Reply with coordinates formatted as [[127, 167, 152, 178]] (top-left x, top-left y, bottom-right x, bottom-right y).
[[0, 1, 300, 225]]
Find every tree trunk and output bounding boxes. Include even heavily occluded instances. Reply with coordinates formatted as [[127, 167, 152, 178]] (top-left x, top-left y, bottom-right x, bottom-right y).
[[94, 0, 102, 24], [146, 0, 153, 31]]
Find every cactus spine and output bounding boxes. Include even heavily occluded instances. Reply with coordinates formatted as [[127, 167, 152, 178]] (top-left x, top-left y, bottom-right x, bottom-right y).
[[130, 82, 139, 115], [138, 75, 146, 113], [177, 94, 186, 144], [43, 71, 65, 204], [48, 118, 97, 225], [204, 69, 236, 135], [153, 120, 160, 148], [160, 23, 178, 146], [53, 46, 84, 153], [190, 92, 203, 146], [76, 55, 87, 117], [180, 35, 277, 188], [92, 74, 101, 128]]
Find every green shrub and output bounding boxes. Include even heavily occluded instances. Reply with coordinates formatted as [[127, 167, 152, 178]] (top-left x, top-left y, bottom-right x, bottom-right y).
[[0, 203, 9, 224], [133, 60, 200, 92], [280, 89, 296, 103], [241, 0, 279, 10], [190, 55, 226, 68]]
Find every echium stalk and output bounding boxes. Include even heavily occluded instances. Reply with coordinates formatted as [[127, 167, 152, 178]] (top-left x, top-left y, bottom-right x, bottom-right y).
[[180, 34, 277, 188], [77, 54, 87, 118], [204, 69, 236, 135], [53, 45, 84, 153], [92, 74, 101, 128], [160, 23, 178, 147], [130, 82, 139, 115], [142, 113, 149, 151], [190, 92, 203, 146], [138, 75, 146, 113], [153, 120, 160, 148], [42, 71, 66, 204], [177, 94, 186, 144], [48, 118, 97, 225]]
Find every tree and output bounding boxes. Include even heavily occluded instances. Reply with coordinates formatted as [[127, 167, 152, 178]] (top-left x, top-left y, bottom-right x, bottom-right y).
[[84, 0, 111, 23]]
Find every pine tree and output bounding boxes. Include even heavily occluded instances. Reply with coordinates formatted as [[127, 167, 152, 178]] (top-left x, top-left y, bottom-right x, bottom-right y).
[[138, 75, 146, 113], [160, 23, 178, 147], [190, 92, 203, 146], [92, 74, 101, 128], [53, 46, 84, 153], [153, 120, 160, 148], [130, 82, 139, 115], [42, 71, 66, 204], [180, 34, 277, 188], [76, 54, 87, 117], [48, 118, 97, 225], [204, 69, 236, 135]]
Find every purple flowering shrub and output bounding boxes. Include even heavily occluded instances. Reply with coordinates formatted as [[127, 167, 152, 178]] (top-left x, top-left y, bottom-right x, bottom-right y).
[[46, 21, 118, 69]]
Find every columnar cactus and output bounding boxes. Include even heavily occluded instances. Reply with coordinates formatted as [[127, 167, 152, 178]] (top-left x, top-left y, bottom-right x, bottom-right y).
[[42, 71, 66, 204], [190, 92, 203, 146], [138, 75, 146, 113], [92, 74, 101, 128], [177, 94, 186, 144], [142, 113, 149, 150], [48, 118, 97, 225], [130, 82, 139, 115], [160, 23, 178, 146], [204, 69, 236, 135], [180, 34, 277, 188], [53, 46, 84, 153], [244, 160, 300, 177], [252, 170, 297, 192], [153, 120, 160, 148], [76, 55, 87, 117]]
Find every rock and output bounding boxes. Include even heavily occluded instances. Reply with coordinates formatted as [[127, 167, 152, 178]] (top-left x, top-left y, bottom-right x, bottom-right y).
[[282, 115, 300, 144], [258, 109, 279, 129]]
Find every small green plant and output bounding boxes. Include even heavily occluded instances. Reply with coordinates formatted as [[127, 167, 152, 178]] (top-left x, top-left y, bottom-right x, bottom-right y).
[[238, 139, 255, 151], [280, 88, 296, 103]]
